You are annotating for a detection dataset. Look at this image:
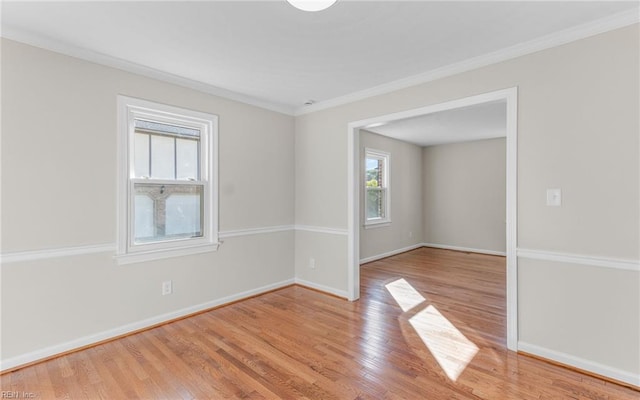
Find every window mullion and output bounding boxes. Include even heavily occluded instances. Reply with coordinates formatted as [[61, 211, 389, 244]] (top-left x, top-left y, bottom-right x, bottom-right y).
[[173, 137, 177, 180]]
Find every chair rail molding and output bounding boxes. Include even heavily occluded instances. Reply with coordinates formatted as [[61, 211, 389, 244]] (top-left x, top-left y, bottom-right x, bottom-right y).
[[517, 248, 640, 271], [0, 225, 353, 264], [0, 243, 117, 264]]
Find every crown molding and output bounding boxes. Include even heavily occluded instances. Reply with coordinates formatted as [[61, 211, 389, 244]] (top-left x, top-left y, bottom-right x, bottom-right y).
[[2, 8, 637, 119], [295, 8, 640, 116], [0, 25, 295, 116]]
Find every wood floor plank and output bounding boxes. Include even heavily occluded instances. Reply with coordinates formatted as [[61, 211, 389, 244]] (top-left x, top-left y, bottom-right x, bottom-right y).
[[1, 247, 638, 399]]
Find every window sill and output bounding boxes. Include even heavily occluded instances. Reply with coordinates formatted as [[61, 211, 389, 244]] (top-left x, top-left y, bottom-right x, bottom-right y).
[[364, 221, 391, 229], [114, 242, 220, 265]]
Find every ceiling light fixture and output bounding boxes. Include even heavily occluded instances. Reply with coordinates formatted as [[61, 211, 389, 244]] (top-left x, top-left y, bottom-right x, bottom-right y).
[[287, 0, 337, 12]]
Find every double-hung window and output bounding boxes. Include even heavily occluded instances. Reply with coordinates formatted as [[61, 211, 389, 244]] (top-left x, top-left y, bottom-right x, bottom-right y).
[[364, 148, 390, 227], [117, 96, 218, 264]]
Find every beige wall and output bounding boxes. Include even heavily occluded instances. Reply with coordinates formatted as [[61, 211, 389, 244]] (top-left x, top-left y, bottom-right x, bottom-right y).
[[1, 39, 295, 360], [518, 258, 640, 374], [359, 130, 423, 261], [423, 138, 506, 253], [294, 25, 639, 381], [294, 230, 348, 296]]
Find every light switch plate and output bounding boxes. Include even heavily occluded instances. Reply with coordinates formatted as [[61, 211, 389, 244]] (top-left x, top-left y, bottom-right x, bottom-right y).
[[162, 280, 173, 295], [546, 188, 562, 206]]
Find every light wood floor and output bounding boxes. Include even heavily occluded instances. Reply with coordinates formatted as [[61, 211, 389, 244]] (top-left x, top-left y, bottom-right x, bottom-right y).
[[2, 247, 637, 399]]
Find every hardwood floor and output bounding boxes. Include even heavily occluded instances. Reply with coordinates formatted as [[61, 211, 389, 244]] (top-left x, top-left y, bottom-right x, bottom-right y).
[[2, 247, 637, 399]]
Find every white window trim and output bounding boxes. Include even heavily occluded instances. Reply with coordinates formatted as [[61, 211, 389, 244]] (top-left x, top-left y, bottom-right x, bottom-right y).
[[116, 96, 219, 265], [364, 148, 391, 227]]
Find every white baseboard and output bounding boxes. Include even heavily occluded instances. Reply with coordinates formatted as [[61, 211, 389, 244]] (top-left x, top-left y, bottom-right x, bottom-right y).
[[518, 341, 640, 388], [359, 243, 424, 264], [0, 278, 295, 372], [423, 243, 506, 257], [294, 278, 349, 299]]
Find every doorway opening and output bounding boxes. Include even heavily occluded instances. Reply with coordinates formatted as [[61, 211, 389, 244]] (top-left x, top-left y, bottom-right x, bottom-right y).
[[347, 87, 518, 350]]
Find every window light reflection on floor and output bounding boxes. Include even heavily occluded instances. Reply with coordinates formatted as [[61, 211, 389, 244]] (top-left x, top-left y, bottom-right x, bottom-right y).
[[384, 278, 426, 312], [409, 305, 479, 381], [384, 278, 478, 381]]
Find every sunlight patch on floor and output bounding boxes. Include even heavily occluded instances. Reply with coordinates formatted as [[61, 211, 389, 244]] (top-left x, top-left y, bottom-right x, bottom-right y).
[[409, 305, 479, 381], [385, 278, 426, 312], [384, 278, 479, 381]]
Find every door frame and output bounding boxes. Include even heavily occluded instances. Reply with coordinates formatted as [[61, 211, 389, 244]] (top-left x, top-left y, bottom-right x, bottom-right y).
[[346, 87, 518, 351]]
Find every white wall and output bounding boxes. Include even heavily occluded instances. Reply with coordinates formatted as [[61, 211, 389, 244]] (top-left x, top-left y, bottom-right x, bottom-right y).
[[359, 130, 423, 261], [294, 25, 639, 383], [0, 39, 295, 364], [423, 138, 506, 253]]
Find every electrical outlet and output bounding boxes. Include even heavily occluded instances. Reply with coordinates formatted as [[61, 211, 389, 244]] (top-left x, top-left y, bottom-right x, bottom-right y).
[[409, 231, 413, 238], [162, 280, 172, 295], [309, 258, 316, 269]]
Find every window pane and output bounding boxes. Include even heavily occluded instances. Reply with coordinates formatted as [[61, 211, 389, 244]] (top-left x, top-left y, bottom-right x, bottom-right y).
[[151, 135, 175, 179], [366, 188, 385, 220], [134, 195, 155, 241], [166, 193, 202, 238], [134, 133, 150, 178], [133, 183, 203, 243], [176, 138, 199, 180], [366, 158, 382, 187]]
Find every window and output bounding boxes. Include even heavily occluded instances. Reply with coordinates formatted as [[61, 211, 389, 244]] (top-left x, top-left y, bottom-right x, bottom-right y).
[[364, 148, 390, 226], [117, 96, 218, 264]]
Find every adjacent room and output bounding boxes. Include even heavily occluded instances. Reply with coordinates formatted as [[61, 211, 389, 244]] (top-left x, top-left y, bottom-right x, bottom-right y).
[[359, 100, 508, 262], [1, 1, 638, 398]]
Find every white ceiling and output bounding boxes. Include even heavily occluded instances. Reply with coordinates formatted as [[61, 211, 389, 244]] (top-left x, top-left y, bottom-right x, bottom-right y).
[[365, 100, 506, 147], [2, 1, 638, 115]]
